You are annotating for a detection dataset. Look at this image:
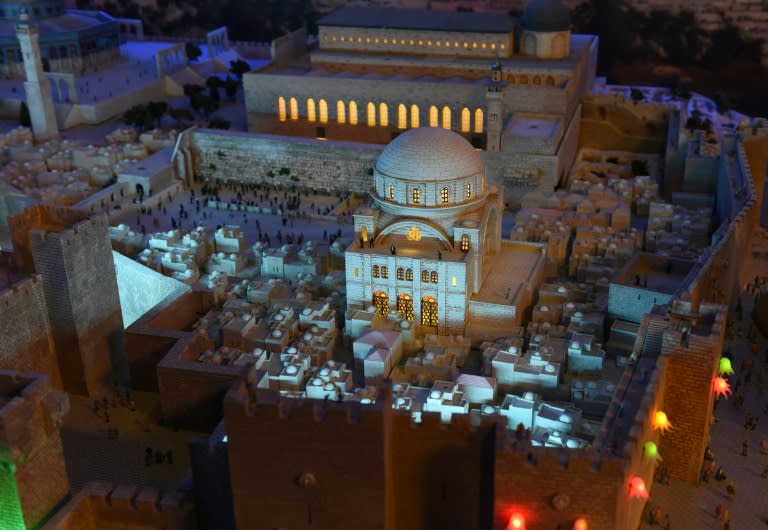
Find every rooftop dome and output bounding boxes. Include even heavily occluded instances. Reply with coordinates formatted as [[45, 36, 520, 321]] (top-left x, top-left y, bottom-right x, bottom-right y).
[[520, 0, 571, 32], [375, 127, 483, 183]]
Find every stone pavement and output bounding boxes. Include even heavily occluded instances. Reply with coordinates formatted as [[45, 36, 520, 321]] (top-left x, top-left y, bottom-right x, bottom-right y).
[[61, 391, 206, 493], [637, 290, 768, 528]]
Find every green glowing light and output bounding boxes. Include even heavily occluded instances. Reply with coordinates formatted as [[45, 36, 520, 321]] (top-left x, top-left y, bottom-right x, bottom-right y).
[[0, 462, 26, 529], [643, 441, 659, 460], [718, 357, 734, 375]]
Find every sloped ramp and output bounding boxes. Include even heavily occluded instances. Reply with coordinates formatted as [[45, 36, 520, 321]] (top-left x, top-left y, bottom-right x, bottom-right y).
[[112, 250, 190, 327], [165, 67, 205, 96]]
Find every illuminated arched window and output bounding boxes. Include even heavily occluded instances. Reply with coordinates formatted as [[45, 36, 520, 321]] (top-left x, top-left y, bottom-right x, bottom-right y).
[[289, 97, 298, 120], [421, 296, 438, 326], [460, 107, 471, 133], [381, 266, 389, 279], [465, 183, 472, 198], [474, 108, 484, 133], [319, 99, 328, 123], [337, 100, 346, 124], [397, 267, 405, 280], [367, 102, 376, 127], [441, 106, 452, 130], [429, 105, 439, 127], [379, 103, 389, 127], [410, 104, 420, 128], [373, 291, 388, 316], [307, 98, 316, 122], [277, 96, 286, 121], [441, 187, 449, 203], [405, 268, 413, 281], [397, 104, 407, 129], [460, 234, 471, 252], [397, 293, 414, 320], [430, 271, 438, 283], [372, 265, 380, 278], [388, 184, 394, 200], [533, 75, 541, 86], [519, 75, 528, 85], [412, 187, 421, 204], [349, 101, 359, 125], [545, 75, 555, 87], [421, 270, 429, 282]]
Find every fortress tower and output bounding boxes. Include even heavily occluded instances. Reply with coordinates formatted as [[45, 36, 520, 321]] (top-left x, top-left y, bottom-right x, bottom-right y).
[[14, 9, 58, 141], [9, 204, 126, 396]]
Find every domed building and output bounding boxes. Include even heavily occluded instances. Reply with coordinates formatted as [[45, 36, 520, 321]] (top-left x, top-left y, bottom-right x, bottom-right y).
[[520, 0, 572, 59], [0, 0, 120, 78], [346, 128, 546, 336]]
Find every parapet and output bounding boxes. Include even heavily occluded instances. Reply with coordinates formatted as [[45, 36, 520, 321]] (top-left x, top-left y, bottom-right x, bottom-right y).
[[41, 481, 195, 530]]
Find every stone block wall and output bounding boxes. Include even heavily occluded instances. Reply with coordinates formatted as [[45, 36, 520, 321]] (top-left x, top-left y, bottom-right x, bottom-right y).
[[0, 370, 70, 529], [191, 130, 381, 193], [0, 275, 62, 389], [41, 481, 196, 530]]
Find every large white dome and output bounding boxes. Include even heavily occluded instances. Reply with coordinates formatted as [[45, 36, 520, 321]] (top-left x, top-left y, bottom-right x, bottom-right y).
[[375, 127, 483, 182]]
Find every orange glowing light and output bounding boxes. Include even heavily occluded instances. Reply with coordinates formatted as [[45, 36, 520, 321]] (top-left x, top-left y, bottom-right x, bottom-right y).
[[628, 476, 649, 499], [653, 410, 672, 433], [573, 517, 589, 530], [712, 376, 731, 399], [508, 513, 526, 530]]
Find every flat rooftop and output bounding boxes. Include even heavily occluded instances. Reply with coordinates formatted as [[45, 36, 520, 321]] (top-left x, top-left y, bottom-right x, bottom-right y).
[[474, 242, 542, 304], [318, 7, 516, 33], [504, 114, 562, 139]]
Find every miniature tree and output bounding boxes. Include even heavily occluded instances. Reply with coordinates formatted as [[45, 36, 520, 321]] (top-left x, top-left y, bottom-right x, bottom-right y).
[[185, 42, 203, 63], [198, 95, 220, 120], [222, 76, 239, 100], [631, 159, 649, 176], [229, 59, 251, 80], [123, 104, 148, 131], [18, 101, 31, 127], [146, 101, 169, 128], [713, 92, 731, 115], [206, 76, 221, 102], [169, 107, 195, 128], [208, 118, 231, 130], [630, 88, 643, 104]]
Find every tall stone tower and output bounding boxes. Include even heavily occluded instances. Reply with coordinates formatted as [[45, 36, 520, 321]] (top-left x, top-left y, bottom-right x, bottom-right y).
[[9, 204, 127, 396], [15, 9, 59, 142], [485, 61, 504, 153]]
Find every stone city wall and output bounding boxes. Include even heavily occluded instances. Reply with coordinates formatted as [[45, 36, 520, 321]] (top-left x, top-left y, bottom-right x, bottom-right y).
[[191, 129, 381, 193], [0, 275, 62, 389]]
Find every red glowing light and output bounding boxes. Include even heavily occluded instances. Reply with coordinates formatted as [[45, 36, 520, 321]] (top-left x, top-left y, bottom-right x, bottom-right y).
[[508, 513, 525, 530], [712, 376, 731, 398], [573, 517, 589, 530], [628, 476, 649, 499]]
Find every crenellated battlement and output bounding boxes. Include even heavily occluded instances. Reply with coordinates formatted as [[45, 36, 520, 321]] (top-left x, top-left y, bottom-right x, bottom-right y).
[[42, 481, 195, 530]]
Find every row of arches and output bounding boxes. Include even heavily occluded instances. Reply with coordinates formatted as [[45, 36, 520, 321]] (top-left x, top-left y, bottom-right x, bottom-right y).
[[506, 73, 556, 87], [373, 265, 439, 283], [373, 292, 438, 327], [324, 32, 507, 53], [277, 97, 484, 133]]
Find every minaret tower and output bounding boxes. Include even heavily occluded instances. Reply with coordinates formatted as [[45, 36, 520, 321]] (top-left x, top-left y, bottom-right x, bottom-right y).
[[485, 60, 505, 153], [15, 9, 59, 142]]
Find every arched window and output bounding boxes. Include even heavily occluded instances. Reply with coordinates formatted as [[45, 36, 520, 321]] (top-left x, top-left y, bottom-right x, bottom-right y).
[[397, 267, 405, 280], [430, 271, 438, 284], [307, 98, 316, 122], [519, 75, 528, 85], [441, 187, 449, 203], [465, 183, 472, 198], [372, 265, 380, 278], [381, 266, 389, 279], [441, 106, 452, 130], [460, 234, 471, 252], [429, 106, 439, 127], [397, 293, 414, 320], [379, 103, 389, 127], [337, 100, 346, 124], [412, 187, 421, 204], [277, 96, 286, 121], [460, 107, 471, 133], [533, 75, 541, 86], [319, 99, 328, 123], [289, 97, 298, 120], [421, 270, 430, 282], [367, 102, 376, 127], [474, 109, 484, 133], [349, 101, 359, 125], [373, 291, 388, 316], [410, 104, 420, 128], [421, 296, 438, 326], [545, 76, 555, 87], [397, 104, 407, 129], [388, 184, 394, 200], [405, 269, 413, 281]]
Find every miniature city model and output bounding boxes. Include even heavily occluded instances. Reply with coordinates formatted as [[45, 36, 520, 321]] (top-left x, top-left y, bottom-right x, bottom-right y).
[[0, 1, 767, 529]]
